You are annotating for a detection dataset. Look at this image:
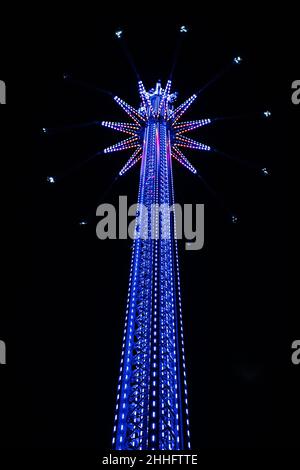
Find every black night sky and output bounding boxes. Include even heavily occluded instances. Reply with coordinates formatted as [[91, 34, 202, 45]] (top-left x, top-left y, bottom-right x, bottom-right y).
[[0, 7, 298, 453]]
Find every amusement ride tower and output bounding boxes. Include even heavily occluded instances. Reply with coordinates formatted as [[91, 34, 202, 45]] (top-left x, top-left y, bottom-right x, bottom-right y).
[[102, 79, 211, 450]]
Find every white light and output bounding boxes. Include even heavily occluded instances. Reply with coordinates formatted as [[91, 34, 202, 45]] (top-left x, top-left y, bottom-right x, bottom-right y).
[[233, 56, 242, 64], [261, 167, 269, 176], [46, 176, 55, 184], [42, 128, 48, 134], [180, 25, 188, 33], [231, 215, 238, 224], [115, 30, 123, 39], [79, 221, 87, 225], [263, 110, 271, 117]]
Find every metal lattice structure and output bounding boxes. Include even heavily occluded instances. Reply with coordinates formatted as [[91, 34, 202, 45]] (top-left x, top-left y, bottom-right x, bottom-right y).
[[102, 80, 212, 450]]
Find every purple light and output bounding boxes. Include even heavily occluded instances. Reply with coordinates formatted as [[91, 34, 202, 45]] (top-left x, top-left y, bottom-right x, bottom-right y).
[[172, 147, 197, 174], [157, 80, 172, 117], [169, 94, 197, 124], [119, 149, 142, 176], [138, 81, 155, 117], [101, 121, 140, 135], [176, 135, 211, 151], [114, 96, 146, 124], [103, 136, 139, 154], [174, 119, 211, 134]]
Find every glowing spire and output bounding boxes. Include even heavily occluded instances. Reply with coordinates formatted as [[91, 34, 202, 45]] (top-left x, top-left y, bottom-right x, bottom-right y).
[[157, 79, 172, 117], [138, 81, 149, 111], [138, 81, 155, 117]]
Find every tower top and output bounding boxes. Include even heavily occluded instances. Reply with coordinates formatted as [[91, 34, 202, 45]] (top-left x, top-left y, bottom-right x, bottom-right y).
[[154, 81, 162, 95]]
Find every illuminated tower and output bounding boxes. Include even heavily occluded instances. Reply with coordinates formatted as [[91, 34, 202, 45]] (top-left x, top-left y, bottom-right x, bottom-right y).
[[102, 80, 212, 450]]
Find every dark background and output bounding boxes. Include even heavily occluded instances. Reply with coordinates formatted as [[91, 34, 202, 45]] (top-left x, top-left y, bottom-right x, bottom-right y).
[[0, 7, 297, 450]]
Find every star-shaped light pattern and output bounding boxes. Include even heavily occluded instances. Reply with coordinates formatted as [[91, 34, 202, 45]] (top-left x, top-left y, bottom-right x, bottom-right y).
[[102, 80, 213, 177]]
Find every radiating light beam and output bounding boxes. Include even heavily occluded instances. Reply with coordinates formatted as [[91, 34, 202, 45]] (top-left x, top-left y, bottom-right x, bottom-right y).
[[212, 148, 262, 170], [79, 175, 120, 225], [116, 31, 141, 81], [195, 62, 234, 96], [63, 77, 113, 97], [54, 150, 104, 181], [42, 121, 101, 135], [169, 26, 187, 80], [195, 172, 234, 218]]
